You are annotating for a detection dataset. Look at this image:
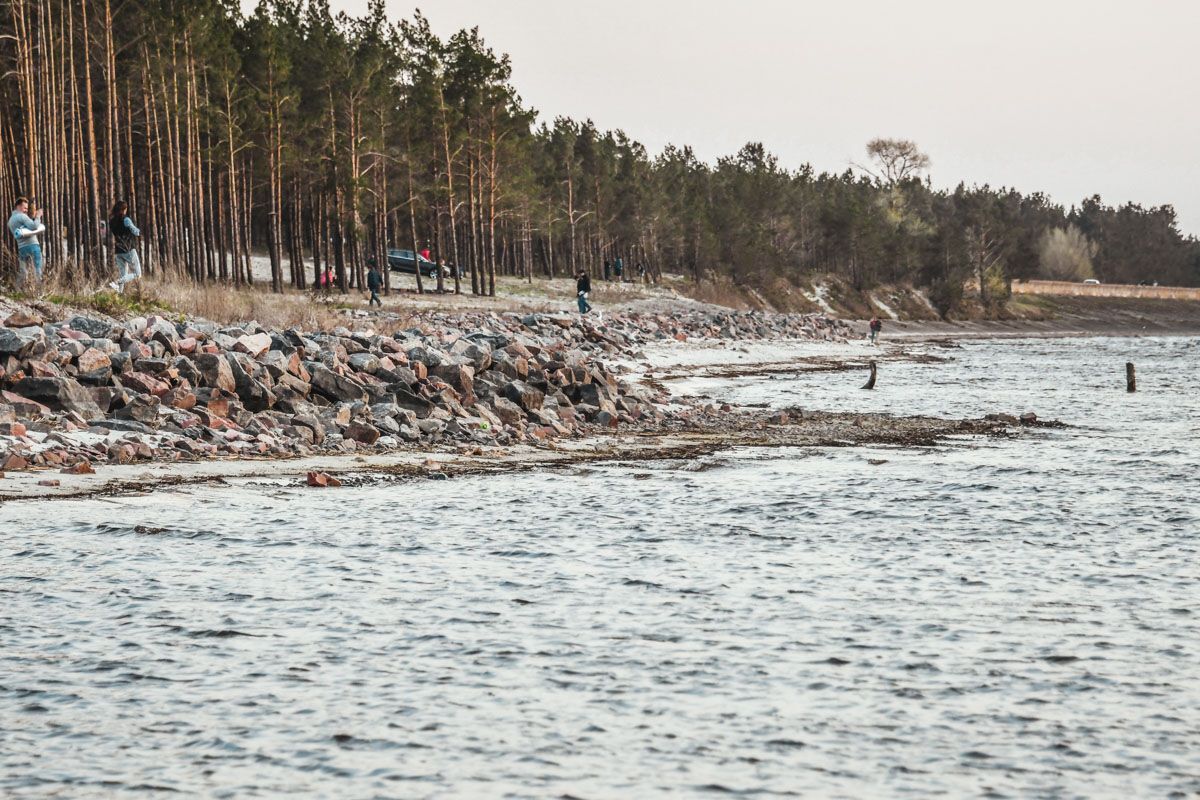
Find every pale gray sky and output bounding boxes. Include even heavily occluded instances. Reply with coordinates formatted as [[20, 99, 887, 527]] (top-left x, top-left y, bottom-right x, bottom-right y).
[[311, 0, 1200, 234]]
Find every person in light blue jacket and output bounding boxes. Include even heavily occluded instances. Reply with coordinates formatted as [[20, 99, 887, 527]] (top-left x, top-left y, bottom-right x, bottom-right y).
[[7, 196, 45, 289], [106, 200, 142, 293]]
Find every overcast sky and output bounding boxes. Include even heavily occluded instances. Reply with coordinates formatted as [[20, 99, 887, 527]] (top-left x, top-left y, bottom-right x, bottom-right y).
[[310, 0, 1198, 234]]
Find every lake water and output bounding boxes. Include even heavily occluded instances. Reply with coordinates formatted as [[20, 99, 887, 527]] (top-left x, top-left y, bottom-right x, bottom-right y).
[[2, 336, 1198, 798]]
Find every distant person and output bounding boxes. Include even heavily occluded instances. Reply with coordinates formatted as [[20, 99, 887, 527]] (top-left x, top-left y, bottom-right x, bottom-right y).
[[105, 200, 142, 294], [7, 196, 45, 290], [366, 258, 383, 306], [637, 261, 647, 283], [869, 316, 882, 345], [576, 270, 593, 315], [319, 265, 334, 296], [603, 259, 611, 282], [614, 256, 624, 282]]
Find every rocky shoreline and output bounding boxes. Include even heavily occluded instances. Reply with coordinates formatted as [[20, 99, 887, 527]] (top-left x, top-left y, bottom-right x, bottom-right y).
[[0, 299, 851, 479]]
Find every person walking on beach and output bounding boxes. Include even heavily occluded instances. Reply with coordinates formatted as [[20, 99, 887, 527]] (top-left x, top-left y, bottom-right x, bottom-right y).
[[7, 196, 45, 290], [105, 200, 142, 294], [366, 258, 383, 307], [868, 315, 882, 345], [575, 270, 593, 315]]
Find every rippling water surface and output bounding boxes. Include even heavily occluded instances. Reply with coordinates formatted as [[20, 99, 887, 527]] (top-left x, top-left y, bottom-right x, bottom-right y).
[[2, 337, 1199, 798]]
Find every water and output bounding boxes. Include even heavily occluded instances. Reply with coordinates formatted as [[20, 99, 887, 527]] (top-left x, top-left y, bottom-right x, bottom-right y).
[[2, 336, 1198, 798]]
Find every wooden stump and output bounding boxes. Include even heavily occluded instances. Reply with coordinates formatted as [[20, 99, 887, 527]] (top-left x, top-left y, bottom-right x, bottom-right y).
[[1126, 362, 1136, 393], [862, 360, 877, 390]]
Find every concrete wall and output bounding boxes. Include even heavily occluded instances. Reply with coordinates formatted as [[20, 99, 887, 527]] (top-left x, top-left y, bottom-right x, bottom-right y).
[[1012, 280, 1200, 301]]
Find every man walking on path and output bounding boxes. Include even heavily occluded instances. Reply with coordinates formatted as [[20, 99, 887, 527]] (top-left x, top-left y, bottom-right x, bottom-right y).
[[7, 197, 45, 290], [575, 270, 593, 315], [366, 258, 383, 306], [106, 200, 142, 294], [868, 315, 882, 345]]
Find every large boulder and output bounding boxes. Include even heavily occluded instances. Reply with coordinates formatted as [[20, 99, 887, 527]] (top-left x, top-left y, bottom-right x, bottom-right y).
[[432, 364, 475, 404], [234, 332, 272, 358], [77, 347, 111, 374], [307, 363, 368, 404], [12, 377, 102, 420], [348, 352, 381, 374], [491, 397, 526, 427], [225, 353, 274, 412], [450, 339, 492, 371], [67, 316, 114, 339], [343, 421, 380, 445], [391, 386, 435, 418], [4, 310, 43, 327], [503, 380, 545, 414], [1, 390, 51, 418], [120, 371, 170, 397], [0, 326, 46, 359], [195, 352, 237, 393]]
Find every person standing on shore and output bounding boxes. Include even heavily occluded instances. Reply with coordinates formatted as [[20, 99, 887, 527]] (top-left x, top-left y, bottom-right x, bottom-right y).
[[868, 315, 882, 345], [105, 200, 142, 294], [366, 258, 383, 306], [7, 197, 45, 290], [576, 270, 593, 315]]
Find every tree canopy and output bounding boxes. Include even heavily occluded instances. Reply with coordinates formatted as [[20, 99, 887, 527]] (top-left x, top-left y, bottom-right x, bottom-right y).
[[2, 0, 1197, 311]]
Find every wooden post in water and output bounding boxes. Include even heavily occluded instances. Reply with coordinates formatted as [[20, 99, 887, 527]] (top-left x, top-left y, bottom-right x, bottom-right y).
[[862, 360, 877, 390], [1126, 362, 1136, 393]]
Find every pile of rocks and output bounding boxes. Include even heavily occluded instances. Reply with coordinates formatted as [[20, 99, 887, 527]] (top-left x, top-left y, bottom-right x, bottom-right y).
[[0, 304, 847, 472]]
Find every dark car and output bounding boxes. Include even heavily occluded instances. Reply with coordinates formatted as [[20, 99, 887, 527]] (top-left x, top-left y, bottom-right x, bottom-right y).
[[387, 249, 439, 277]]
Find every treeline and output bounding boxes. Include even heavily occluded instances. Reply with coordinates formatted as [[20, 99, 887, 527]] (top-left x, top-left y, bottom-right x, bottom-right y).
[[2, 0, 1198, 310]]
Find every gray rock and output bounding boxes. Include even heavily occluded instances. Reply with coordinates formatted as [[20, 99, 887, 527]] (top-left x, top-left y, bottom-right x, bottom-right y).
[[67, 316, 114, 339], [0, 326, 46, 359], [503, 380, 545, 414], [348, 352, 381, 374], [307, 363, 368, 404], [406, 346, 443, 368], [13, 376, 103, 419], [89, 419, 155, 434], [224, 352, 274, 412], [391, 386, 435, 418], [114, 394, 161, 426], [195, 353, 237, 393]]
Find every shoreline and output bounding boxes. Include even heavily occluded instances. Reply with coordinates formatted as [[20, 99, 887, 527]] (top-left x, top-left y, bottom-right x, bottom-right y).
[[0, 409, 1028, 503], [0, 288, 1175, 505]]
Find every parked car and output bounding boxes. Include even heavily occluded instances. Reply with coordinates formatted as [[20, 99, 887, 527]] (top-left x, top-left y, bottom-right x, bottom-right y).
[[387, 248, 439, 277], [1082, 278, 1101, 285]]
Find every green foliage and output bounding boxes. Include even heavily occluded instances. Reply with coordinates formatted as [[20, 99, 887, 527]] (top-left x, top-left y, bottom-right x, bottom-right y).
[[4, 0, 1197, 315], [43, 291, 169, 318]]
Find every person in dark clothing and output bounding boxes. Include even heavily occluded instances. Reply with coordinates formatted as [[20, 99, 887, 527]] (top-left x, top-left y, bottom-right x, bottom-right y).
[[575, 270, 593, 314], [105, 200, 142, 294], [869, 316, 882, 345], [614, 256, 624, 281], [603, 259, 611, 282], [366, 259, 383, 306]]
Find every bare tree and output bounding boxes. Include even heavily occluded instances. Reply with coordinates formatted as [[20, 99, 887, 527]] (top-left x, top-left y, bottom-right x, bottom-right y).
[[857, 138, 931, 186]]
